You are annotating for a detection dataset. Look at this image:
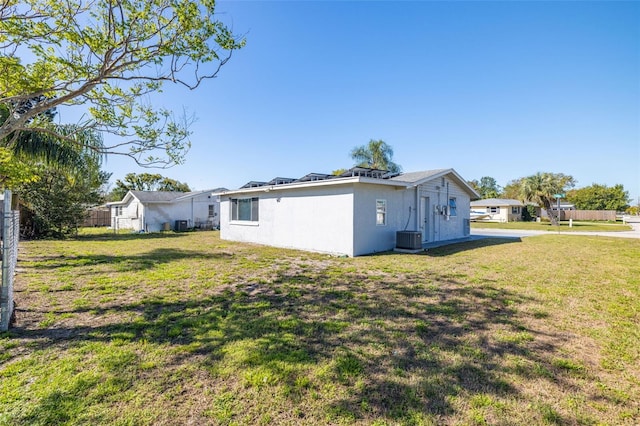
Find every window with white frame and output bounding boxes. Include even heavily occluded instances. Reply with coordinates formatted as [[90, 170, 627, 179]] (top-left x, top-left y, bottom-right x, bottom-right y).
[[511, 206, 520, 214], [448, 197, 457, 216], [231, 197, 259, 221], [376, 199, 387, 225], [208, 204, 215, 217], [488, 206, 500, 214]]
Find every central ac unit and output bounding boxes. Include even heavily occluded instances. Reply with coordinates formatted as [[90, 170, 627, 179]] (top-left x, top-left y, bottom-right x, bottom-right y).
[[396, 231, 422, 250]]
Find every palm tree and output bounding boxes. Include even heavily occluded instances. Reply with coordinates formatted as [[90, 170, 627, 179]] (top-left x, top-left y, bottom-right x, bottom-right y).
[[1, 104, 104, 177], [520, 172, 574, 226], [350, 139, 401, 173], [10, 126, 104, 172], [1, 104, 104, 211], [2, 104, 103, 186]]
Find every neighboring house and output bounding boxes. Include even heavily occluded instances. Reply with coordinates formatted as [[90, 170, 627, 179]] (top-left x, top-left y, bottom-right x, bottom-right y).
[[470, 198, 525, 222], [107, 188, 227, 232], [556, 202, 576, 211], [541, 202, 577, 220], [220, 168, 479, 257]]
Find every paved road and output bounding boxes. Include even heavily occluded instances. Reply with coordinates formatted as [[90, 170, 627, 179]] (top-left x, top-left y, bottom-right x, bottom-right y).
[[471, 217, 640, 240]]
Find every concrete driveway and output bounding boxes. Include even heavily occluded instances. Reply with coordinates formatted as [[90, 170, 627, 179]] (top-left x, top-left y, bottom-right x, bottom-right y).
[[471, 217, 640, 240]]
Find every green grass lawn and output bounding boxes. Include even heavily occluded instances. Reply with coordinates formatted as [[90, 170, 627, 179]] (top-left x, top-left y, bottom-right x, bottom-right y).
[[471, 220, 632, 232], [1, 230, 639, 425]]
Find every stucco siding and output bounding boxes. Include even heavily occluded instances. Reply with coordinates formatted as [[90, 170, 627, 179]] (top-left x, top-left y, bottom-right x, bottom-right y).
[[352, 184, 416, 256], [219, 170, 475, 256], [145, 203, 181, 231], [111, 199, 143, 231], [221, 185, 355, 256], [145, 194, 218, 232]]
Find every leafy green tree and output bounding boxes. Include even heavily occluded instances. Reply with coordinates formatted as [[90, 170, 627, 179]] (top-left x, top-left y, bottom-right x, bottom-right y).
[[468, 176, 501, 199], [501, 179, 523, 199], [19, 153, 110, 238], [350, 139, 401, 173], [0, 109, 105, 215], [521, 205, 538, 222], [3, 117, 109, 237], [520, 172, 575, 226], [0, 147, 38, 189], [1, 0, 245, 167], [566, 184, 630, 211], [109, 172, 191, 201]]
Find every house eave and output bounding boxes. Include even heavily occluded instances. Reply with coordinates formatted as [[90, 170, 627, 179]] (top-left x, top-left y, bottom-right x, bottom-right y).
[[221, 176, 410, 197], [393, 169, 480, 199], [108, 188, 227, 206]]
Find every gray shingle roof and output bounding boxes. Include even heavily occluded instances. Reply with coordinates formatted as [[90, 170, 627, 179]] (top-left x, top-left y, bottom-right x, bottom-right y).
[[389, 169, 449, 183], [470, 198, 524, 207], [128, 188, 228, 203], [130, 191, 182, 202]]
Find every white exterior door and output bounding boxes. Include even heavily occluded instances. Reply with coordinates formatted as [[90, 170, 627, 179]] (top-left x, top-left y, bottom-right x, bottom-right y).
[[421, 196, 430, 243]]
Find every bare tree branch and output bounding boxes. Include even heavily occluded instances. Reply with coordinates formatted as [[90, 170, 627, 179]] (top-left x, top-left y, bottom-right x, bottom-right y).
[[0, 0, 245, 167]]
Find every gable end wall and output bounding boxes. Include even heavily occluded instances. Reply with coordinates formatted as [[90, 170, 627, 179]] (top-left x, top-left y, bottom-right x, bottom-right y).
[[417, 177, 471, 241]]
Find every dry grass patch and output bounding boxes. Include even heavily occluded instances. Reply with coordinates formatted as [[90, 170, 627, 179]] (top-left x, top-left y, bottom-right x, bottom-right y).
[[1, 230, 638, 425]]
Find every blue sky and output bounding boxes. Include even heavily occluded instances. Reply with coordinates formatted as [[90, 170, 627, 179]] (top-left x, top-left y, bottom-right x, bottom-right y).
[[101, 1, 640, 203]]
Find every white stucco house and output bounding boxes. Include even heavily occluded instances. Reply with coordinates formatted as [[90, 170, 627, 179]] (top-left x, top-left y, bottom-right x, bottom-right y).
[[107, 188, 227, 232], [470, 198, 525, 222], [220, 168, 480, 257]]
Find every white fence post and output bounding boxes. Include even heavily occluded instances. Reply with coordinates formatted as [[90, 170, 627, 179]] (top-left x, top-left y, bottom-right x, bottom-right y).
[[1, 190, 19, 331]]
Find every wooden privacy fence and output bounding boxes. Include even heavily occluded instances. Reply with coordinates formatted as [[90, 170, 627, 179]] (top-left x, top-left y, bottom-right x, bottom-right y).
[[542, 210, 617, 221], [82, 207, 111, 227], [563, 210, 617, 221]]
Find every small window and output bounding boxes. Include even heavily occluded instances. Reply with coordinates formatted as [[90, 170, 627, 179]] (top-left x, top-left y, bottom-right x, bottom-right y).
[[448, 197, 457, 216], [511, 206, 520, 214], [489, 206, 500, 214], [376, 199, 386, 226], [208, 204, 215, 217], [231, 197, 259, 222]]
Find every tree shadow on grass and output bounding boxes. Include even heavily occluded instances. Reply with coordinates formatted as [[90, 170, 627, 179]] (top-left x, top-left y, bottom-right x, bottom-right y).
[[74, 231, 194, 242], [8, 264, 575, 424], [369, 237, 522, 258], [424, 237, 522, 257], [25, 248, 233, 273]]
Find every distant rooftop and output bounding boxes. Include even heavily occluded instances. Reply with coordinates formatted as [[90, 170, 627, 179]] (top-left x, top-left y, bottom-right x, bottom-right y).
[[109, 188, 227, 204], [471, 198, 524, 207], [238, 167, 397, 189]]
